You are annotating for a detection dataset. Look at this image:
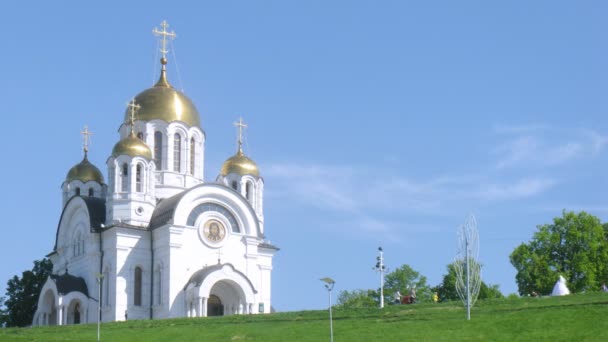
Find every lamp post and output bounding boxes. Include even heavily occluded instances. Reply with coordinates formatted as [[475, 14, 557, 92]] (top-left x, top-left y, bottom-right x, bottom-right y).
[[96, 273, 104, 342], [373, 247, 387, 308], [320, 277, 335, 342]]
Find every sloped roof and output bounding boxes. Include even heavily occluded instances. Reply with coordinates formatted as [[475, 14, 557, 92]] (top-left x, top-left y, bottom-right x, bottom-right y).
[[50, 273, 89, 297], [53, 196, 106, 251]]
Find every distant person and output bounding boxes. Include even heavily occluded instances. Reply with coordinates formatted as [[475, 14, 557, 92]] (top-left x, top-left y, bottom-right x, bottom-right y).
[[432, 292, 439, 303], [409, 287, 417, 304], [602, 283, 608, 293], [394, 290, 402, 304]]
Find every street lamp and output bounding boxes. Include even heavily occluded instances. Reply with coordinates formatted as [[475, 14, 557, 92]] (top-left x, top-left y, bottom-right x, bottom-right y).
[[373, 247, 387, 308], [320, 277, 335, 342], [96, 273, 104, 342]]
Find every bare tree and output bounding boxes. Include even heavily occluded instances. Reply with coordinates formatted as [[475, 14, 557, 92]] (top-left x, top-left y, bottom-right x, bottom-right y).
[[454, 214, 481, 320]]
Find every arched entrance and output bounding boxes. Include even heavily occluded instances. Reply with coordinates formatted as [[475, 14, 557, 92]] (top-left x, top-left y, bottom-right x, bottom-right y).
[[42, 290, 57, 326], [207, 295, 223, 316]]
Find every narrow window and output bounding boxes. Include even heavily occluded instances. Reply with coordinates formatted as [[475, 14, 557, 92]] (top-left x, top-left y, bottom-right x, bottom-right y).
[[137, 132, 143, 140], [190, 137, 195, 175], [173, 134, 181, 172], [154, 131, 163, 169], [121, 163, 129, 192], [246, 182, 253, 201], [75, 187, 80, 196], [231, 181, 238, 190], [134, 267, 142, 306], [88, 188, 94, 197], [136, 164, 142, 192]]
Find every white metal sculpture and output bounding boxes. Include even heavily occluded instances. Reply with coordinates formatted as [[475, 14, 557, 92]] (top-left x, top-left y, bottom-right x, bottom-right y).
[[454, 214, 481, 320]]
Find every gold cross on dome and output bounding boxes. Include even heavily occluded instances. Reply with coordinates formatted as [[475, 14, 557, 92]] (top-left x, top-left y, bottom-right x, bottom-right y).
[[233, 117, 248, 153], [152, 20, 176, 59], [127, 98, 141, 134], [80, 125, 93, 153]]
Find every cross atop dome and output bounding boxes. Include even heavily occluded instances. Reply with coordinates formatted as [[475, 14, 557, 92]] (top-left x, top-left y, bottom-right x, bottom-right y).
[[234, 117, 248, 154], [80, 125, 93, 154], [127, 98, 141, 135], [153, 20, 176, 61]]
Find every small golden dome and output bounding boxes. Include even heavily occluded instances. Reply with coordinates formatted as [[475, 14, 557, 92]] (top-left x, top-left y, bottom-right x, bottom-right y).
[[220, 150, 260, 177], [124, 67, 201, 127], [112, 133, 153, 159], [66, 154, 104, 183]]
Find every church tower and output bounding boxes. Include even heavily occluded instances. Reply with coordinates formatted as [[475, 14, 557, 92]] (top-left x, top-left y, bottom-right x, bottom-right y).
[[62, 126, 107, 206], [217, 118, 265, 234], [106, 101, 156, 226], [122, 21, 206, 200]]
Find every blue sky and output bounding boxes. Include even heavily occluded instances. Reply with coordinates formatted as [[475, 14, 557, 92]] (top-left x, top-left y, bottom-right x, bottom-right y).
[[1, 1, 607, 311]]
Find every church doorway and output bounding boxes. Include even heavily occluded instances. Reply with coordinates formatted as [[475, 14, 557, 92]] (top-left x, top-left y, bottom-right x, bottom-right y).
[[73, 303, 81, 324], [207, 295, 224, 316]]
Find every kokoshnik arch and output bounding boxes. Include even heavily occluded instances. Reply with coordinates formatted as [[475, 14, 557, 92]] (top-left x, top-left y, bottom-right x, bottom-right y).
[[33, 21, 278, 326]]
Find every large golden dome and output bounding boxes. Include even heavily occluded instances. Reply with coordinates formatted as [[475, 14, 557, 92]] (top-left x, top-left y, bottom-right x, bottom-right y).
[[66, 155, 105, 183], [112, 133, 153, 159], [220, 150, 260, 177], [124, 60, 200, 127]]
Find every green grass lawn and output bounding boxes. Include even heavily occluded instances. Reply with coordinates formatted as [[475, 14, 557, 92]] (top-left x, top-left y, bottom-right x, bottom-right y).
[[2, 293, 608, 341]]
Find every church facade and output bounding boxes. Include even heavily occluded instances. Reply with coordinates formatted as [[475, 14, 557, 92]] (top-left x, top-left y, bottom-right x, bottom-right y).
[[33, 22, 278, 326]]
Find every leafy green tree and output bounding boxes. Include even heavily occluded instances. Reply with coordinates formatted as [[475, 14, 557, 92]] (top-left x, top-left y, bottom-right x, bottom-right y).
[[1, 258, 52, 327], [434, 263, 503, 302], [510, 211, 608, 296], [384, 264, 431, 302], [336, 289, 378, 309]]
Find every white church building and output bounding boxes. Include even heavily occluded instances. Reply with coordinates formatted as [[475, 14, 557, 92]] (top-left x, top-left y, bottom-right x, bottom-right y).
[[33, 21, 278, 326]]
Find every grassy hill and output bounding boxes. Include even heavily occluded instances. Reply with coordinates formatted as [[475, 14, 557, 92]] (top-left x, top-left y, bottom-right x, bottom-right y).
[[2, 293, 607, 341]]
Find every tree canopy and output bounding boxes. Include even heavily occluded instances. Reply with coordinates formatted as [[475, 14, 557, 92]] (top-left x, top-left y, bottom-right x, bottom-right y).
[[0, 258, 52, 327], [510, 211, 608, 296], [384, 264, 432, 302], [434, 262, 503, 302]]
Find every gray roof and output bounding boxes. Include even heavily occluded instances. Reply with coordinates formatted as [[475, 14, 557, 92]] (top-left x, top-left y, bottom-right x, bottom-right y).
[[50, 273, 89, 297], [148, 191, 188, 229], [148, 184, 262, 237], [54, 196, 106, 251], [258, 242, 280, 251]]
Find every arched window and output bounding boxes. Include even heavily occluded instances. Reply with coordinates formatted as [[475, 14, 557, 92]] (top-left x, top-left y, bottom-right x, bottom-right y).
[[190, 137, 196, 175], [246, 182, 253, 201], [173, 134, 181, 172], [154, 131, 163, 169], [88, 188, 94, 197], [136, 164, 142, 192], [121, 163, 129, 192], [137, 132, 143, 140], [134, 267, 142, 306], [231, 181, 238, 190], [75, 187, 80, 196]]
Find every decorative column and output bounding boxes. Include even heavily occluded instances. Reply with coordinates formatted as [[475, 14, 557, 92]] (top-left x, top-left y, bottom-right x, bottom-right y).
[[198, 297, 203, 317], [57, 306, 63, 325], [202, 297, 208, 317]]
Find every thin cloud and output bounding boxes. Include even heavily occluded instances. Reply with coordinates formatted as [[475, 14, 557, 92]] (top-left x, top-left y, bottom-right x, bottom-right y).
[[492, 125, 603, 169], [476, 178, 556, 201], [264, 162, 556, 237]]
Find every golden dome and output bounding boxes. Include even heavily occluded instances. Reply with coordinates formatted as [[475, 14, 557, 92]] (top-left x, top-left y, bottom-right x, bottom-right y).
[[220, 150, 260, 177], [112, 133, 153, 159], [124, 62, 200, 127], [66, 154, 104, 183]]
